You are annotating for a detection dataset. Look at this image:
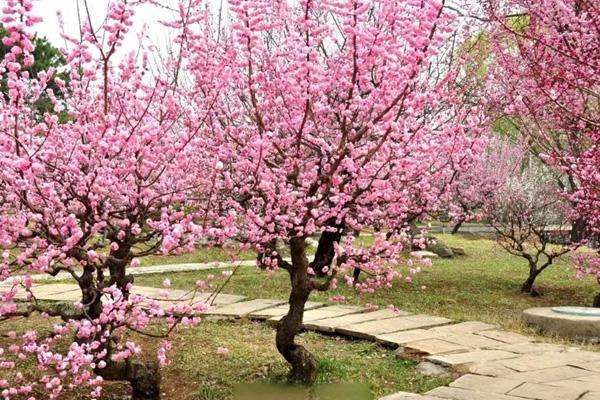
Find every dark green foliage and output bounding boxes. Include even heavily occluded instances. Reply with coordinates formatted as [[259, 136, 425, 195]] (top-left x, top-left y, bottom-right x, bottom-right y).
[[0, 25, 69, 119]]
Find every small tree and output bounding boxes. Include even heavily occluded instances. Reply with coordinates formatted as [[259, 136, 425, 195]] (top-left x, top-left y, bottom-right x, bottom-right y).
[[191, 0, 487, 381], [0, 1, 212, 398], [486, 0, 599, 243], [572, 253, 600, 307], [446, 137, 525, 233], [484, 164, 572, 296]]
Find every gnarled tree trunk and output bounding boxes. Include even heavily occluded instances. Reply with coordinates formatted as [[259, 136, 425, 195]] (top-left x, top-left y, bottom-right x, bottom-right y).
[[521, 264, 541, 297], [97, 360, 161, 400], [78, 247, 162, 399], [276, 237, 318, 382]]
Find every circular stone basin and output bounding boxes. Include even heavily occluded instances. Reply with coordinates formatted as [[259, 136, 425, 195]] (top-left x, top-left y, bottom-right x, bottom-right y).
[[552, 306, 600, 317], [523, 307, 600, 342]]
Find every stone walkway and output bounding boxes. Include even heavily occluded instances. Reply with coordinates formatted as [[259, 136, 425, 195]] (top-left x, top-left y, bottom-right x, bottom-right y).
[[8, 284, 600, 400], [0, 260, 256, 286]]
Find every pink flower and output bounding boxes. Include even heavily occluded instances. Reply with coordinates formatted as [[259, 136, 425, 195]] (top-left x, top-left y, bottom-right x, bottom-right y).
[[216, 346, 229, 356]]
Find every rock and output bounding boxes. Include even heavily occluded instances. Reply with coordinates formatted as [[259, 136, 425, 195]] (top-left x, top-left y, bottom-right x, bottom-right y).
[[410, 251, 439, 259], [428, 241, 454, 258], [450, 246, 466, 256], [415, 361, 453, 378]]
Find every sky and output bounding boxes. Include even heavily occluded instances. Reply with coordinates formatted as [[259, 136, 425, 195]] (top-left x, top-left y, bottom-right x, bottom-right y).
[[31, 0, 223, 55]]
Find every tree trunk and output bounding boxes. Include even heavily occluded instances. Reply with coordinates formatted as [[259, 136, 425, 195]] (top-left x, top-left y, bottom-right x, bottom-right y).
[[570, 218, 587, 243], [97, 360, 161, 400], [276, 237, 318, 382], [593, 292, 600, 308], [521, 266, 541, 297], [451, 219, 464, 235]]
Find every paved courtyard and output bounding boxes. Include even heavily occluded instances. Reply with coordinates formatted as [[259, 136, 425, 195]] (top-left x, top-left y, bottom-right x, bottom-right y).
[[9, 283, 600, 400]]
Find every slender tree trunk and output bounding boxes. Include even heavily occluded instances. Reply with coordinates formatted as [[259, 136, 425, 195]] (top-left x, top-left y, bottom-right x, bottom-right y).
[[451, 219, 464, 235], [570, 218, 587, 243], [593, 292, 600, 308], [276, 237, 318, 382], [521, 264, 541, 297]]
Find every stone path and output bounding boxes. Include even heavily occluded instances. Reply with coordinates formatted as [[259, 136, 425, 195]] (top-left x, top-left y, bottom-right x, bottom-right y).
[[7, 283, 600, 400], [0, 260, 256, 286]]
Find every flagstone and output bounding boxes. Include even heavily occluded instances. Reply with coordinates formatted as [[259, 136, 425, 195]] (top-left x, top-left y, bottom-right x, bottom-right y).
[[507, 382, 586, 400], [248, 301, 323, 320], [580, 392, 600, 400], [426, 386, 523, 400], [449, 374, 522, 394], [476, 330, 533, 345], [379, 392, 445, 400], [204, 299, 287, 318], [546, 377, 600, 392], [500, 351, 600, 372], [467, 360, 518, 377], [428, 321, 497, 335], [442, 333, 506, 349], [300, 305, 367, 323], [492, 343, 567, 354], [303, 308, 408, 333], [337, 315, 453, 340], [400, 339, 469, 356], [501, 365, 597, 384], [376, 329, 444, 347], [427, 350, 518, 368]]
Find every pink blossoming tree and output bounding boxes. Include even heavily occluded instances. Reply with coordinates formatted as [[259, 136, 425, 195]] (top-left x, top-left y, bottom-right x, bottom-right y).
[[0, 1, 215, 398], [188, 0, 487, 381], [486, 0, 600, 300]]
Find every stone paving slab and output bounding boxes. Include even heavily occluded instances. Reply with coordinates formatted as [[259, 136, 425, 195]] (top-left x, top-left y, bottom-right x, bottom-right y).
[[426, 386, 523, 400], [476, 330, 533, 345], [379, 392, 444, 400], [400, 339, 469, 356], [570, 359, 600, 372], [492, 342, 566, 354], [427, 350, 519, 368], [467, 360, 518, 377], [546, 376, 600, 392], [336, 315, 453, 340], [204, 299, 287, 318], [248, 301, 323, 320], [507, 382, 586, 400], [580, 392, 600, 400], [193, 292, 247, 306], [303, 308, 408, 333], [442, 333, 506, 350], [301, 305, 367, 323], [428, 321, 497, 335], [449, 374, 522, 394], [501, 365, 597, 384], [377, 329, 443, 347], [499, 350, 600, 372]]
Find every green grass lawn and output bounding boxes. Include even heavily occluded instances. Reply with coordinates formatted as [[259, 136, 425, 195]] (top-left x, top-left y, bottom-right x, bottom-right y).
[[136, 234, 600, 344], [0, 318, 449, 400]]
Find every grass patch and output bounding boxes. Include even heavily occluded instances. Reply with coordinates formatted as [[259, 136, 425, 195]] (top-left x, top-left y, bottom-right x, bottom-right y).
[[136, 234, 600, 346]]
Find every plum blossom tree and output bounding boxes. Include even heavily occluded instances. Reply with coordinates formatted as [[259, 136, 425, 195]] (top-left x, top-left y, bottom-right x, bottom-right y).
[[446, 137, 525, 233], [485, 0, 600, 299], [484, 163, 572, 296], [0, 1, 215, 398], [486, 0, 599, 242], [188, 0, 487, 381]]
